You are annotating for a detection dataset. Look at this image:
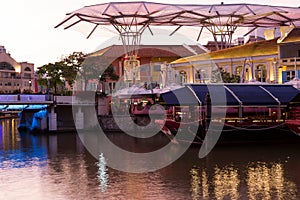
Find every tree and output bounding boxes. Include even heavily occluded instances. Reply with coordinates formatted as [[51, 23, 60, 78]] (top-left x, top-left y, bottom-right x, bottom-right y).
[[36, 62, 64, 94], [37, 51, 120, 93], [211, 67, 240, 83], [79, 54, 119, 90], [99, 64, 119, 81], [62, 52, 86, 87], [220, 68, 240, 83]]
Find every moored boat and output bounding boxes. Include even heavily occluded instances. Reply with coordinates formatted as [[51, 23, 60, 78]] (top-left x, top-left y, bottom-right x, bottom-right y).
[[285, 95, 300, 136], [154, 83, 300, 143]]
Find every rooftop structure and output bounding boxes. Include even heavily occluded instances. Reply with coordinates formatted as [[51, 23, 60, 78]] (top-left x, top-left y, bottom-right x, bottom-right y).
[[56, 1, 300, 52]]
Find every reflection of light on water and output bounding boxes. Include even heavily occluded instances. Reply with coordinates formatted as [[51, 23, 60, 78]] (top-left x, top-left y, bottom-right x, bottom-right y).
[[202, 170, 209, 199], [97, 153, 109, 192], [190, 167, 209, 200], [190, 167, 200, 200], [190, 162, 297, 200], [247, 162, 297, 200], [1, 118, 20, 150], [213, 166, 240, 200]]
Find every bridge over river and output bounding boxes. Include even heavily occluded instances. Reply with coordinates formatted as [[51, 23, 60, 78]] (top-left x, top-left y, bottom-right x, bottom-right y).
[[0, 94, 98, 133]]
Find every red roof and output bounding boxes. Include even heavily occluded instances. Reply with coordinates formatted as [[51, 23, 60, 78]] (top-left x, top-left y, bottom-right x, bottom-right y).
[[89, 45, 207, 58]]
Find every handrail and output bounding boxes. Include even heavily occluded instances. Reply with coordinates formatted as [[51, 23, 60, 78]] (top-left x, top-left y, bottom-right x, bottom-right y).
[[224, 85, 243, 120], [259, 85, 281, 120]]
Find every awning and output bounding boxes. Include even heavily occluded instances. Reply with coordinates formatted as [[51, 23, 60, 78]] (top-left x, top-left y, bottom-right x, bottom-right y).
[[259, 85, 300, 105], [161, 84, 300, 106], [190, 84, 238, 106], [160, 87, 199, 105]]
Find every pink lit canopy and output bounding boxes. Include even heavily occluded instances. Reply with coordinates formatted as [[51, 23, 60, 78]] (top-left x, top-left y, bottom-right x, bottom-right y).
[[55, 2, 300, 51]]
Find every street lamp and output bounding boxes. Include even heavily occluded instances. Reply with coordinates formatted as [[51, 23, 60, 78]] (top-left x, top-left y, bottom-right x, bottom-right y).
[[273, 60, 278, 84], [28, 79, 32, 91], [98, 75, 102, 92], [46, 77, 50, 94]]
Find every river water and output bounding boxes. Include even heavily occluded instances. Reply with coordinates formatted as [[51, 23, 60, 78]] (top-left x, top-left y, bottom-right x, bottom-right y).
[[1, 118, 300, 200]]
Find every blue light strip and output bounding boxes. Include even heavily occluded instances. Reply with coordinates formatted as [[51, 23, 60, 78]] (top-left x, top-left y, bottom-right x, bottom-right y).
[[0, 104, 48, 111]]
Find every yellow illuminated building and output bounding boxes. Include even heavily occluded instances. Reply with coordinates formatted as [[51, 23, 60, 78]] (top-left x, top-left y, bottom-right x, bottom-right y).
[[171, 27, 300, 85]]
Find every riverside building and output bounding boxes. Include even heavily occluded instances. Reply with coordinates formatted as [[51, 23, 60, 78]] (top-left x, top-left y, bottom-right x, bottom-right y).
[[0, 46, 35, 93]]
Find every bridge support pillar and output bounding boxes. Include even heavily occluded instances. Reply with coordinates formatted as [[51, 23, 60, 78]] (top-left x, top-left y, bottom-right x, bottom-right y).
[[48, 106, 57, 131], [75, 107, 84, 130]]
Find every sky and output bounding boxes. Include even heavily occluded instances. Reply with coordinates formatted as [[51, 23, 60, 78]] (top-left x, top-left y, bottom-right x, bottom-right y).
[[1, 0, 300, 68]]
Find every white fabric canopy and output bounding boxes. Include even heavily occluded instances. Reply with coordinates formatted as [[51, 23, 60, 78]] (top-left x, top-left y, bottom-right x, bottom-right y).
[[56, 2, 300, 38]]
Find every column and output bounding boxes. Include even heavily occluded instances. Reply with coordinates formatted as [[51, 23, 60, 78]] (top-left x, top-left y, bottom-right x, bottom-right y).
[[75, 107, 84, 130], [48, 106, 57, 131]]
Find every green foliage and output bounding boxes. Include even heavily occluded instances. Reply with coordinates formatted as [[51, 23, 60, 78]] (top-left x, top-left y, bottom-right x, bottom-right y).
[[62, 52, 86, 86], [211, 68, 240, 83], [22, 89, 33, 94], [220, 68, 240, 83], [37, 51, 120, 93], [100, 65, 119, 81], [37, 62, 64, 94]]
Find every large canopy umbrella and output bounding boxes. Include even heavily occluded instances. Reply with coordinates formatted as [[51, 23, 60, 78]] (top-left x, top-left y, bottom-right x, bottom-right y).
[[55, 2, 300, 52]]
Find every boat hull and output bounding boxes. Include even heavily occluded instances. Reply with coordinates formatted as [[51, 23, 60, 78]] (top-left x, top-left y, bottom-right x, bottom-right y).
[[285, 120, 300, 136], [156, 119, 294, 144]]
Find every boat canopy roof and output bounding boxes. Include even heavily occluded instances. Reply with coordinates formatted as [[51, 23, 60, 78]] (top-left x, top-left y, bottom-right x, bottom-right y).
[[160, 84, 300, 106]]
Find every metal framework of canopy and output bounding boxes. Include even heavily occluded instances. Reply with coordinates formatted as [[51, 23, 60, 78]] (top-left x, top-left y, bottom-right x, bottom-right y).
[[56, 1, 300, 52]]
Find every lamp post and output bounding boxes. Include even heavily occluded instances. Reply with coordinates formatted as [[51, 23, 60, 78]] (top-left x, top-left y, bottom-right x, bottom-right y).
[[273, 60, 278, 84], [28, 79, 32, 92], [60, 77, 65, 94], [98, 75, 102, 92], [46, 77, 50, 94]]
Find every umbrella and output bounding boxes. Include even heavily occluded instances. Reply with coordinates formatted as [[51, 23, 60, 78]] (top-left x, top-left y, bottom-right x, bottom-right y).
[[284, 78, 300, 89]]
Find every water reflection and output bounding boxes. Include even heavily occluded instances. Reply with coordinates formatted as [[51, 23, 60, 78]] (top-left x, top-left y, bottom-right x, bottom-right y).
[[213, 166, 240, 200], [0, 118, 20, 151], [190, 161, 298, 200], [247, 162, 297, 200], [97, 153, 109, 192], [190, 167, 201, 200], [0, 118, 299, 199]]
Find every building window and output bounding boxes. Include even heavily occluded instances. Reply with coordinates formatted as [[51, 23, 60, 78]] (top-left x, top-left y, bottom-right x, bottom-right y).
[[0, 62, 15, 70], [24, 67, 31, 71], [255, 65, 267, 82], [282, 70, 298, 83], [235, 66, 243, 77], [154, 65, 161, 71], [24, 73, 31, 79], [179, 70, 187, 84], [140, 64, 150, 72], [195, 70, 201, 81], [109, 82, 116, 93], [286, 71, 296, 81]]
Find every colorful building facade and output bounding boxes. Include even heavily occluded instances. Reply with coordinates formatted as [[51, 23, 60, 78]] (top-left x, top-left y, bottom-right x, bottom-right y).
[[170, 27, 300, 85], [0, 46, 35, 93], [82, 44, 206, 93]]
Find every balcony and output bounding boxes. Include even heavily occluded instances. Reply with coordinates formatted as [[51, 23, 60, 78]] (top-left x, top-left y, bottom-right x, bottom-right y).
[[280, 57, 300, 65]]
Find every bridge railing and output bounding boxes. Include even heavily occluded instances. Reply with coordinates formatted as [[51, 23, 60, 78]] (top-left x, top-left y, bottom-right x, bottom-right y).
[[0, 95, 18, 101], [0, 94, 53, 104]]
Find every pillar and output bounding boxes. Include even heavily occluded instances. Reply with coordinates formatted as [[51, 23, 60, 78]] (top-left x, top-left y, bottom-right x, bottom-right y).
[[48, 106, 57, 131], [75, 107, 84, 130]]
